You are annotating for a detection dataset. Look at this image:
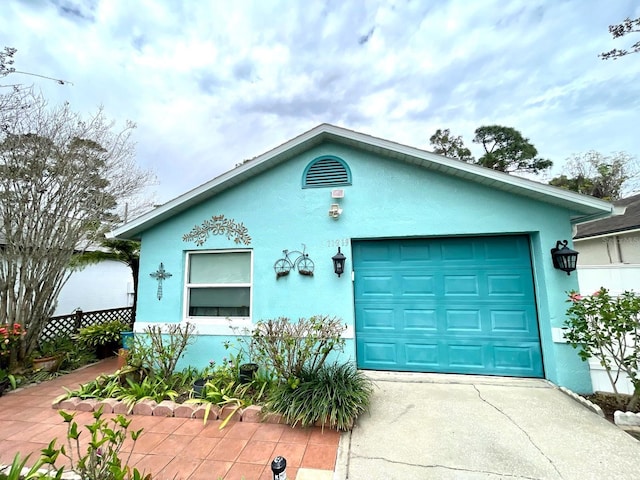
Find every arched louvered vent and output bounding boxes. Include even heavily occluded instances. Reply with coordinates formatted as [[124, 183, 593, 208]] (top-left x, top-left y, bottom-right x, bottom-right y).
[[302, 156, 352, 188]]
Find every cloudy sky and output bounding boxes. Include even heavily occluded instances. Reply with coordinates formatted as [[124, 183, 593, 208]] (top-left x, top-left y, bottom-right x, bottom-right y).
[[1, 0, 639, 205]]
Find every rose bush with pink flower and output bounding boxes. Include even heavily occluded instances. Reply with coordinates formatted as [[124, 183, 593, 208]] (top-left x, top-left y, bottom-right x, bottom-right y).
[[0, 323, 25, 368], [564, 287, 640, 409]]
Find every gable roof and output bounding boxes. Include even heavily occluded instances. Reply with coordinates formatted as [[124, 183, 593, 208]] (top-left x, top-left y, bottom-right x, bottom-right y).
[[109, 124, 620, 241], [574, 193, 640, 240]]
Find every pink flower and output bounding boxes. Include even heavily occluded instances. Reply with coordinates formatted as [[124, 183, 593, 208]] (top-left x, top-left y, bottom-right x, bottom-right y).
[[569, 292, 583, 302], [592, 291, 601, 297]]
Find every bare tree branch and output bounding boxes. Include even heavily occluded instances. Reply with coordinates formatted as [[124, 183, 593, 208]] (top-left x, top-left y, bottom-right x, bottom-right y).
[[600, 17, 640, 60], [0, 89, 154, 367]]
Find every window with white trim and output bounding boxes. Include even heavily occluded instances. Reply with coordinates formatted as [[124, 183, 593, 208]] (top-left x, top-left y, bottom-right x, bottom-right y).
[[185, 250, 252, 318]]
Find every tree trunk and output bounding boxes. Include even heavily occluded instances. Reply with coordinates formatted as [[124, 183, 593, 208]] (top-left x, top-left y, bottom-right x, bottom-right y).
[[628, 385, 640, 411]]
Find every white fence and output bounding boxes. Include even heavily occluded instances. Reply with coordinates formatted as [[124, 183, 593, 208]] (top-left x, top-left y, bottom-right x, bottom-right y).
[[577, 265, 640, 296]]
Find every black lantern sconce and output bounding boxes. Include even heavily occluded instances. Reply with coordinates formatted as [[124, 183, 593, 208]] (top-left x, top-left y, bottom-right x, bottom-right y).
[[332, 247, 347, 277], [551, 240, 579, 275]]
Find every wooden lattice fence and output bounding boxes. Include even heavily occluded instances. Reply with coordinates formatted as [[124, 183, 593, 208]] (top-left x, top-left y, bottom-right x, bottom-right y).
[[40, 307, 134, 343]]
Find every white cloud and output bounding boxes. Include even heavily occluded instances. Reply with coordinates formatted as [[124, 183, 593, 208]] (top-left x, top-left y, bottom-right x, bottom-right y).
[[1, 0, 640, 203]]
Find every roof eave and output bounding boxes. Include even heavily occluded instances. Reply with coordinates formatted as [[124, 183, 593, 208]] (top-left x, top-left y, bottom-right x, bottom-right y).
[[574, 225, 640, 241]]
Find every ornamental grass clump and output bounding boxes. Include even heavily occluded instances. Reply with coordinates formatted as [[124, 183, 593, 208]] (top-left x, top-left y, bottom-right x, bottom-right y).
[[265, 362, 374, 431], [564, 287, 640, 409]]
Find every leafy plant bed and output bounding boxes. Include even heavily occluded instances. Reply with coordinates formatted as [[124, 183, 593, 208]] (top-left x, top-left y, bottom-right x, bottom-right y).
[[582, 392, 640, 441], [584, 391, 640, 422], [56, 360, 372, 431]]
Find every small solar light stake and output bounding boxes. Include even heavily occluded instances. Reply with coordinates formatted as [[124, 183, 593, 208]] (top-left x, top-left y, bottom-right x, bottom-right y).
[[271, 456, 287, 479]]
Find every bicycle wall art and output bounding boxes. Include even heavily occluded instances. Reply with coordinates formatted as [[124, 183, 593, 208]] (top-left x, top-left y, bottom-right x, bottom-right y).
[[273, 244, 315, 279]]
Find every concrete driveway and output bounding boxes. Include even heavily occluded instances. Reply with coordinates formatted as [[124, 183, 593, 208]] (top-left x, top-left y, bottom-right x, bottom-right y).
[[335, 372, 640, 480]]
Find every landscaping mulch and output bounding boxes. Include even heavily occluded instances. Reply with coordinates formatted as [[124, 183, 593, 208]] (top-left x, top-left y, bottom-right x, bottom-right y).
[[584, 391, 639, 423]]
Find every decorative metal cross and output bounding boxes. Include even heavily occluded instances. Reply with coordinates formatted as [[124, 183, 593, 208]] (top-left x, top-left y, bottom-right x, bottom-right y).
[[150, 262, 172, 300]]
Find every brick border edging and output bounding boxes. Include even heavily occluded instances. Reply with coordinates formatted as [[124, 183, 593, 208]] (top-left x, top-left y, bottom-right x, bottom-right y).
[[52, 397, 292, 425]]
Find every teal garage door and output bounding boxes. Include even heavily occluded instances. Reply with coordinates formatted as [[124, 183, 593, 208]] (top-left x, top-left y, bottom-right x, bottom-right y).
[[353, 236, 543, 377]]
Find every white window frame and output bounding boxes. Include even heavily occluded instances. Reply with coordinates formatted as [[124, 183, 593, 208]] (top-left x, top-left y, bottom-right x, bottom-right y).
[[183, 249, 253, 333]]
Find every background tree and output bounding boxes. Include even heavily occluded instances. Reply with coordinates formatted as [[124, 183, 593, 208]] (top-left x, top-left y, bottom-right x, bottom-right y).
[[472, 125, 553, 174], [0, 88, 154, 368], [600, 17, 640, 60], [429, 128, 474, 162], [549, 151, 637, 200]]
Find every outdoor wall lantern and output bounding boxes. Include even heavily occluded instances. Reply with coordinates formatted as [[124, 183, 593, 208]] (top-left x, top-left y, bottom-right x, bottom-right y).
[[550, 240, 579, 275], [332, 247, 347, 277]]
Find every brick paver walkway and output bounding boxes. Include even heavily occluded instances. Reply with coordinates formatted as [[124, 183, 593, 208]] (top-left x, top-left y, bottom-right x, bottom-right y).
[[0, 358, 340, 480]]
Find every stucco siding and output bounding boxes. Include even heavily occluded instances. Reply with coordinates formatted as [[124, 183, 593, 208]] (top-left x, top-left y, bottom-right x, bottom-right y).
[[135, 142, 590, 391]]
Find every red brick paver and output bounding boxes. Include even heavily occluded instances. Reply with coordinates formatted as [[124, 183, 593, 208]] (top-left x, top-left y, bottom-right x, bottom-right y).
[[0, 358, 341, 479]]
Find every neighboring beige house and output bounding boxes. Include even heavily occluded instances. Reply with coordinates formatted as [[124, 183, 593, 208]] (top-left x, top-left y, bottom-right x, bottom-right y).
[[574, 193, 640, 295], [573, 194, 640, 394]]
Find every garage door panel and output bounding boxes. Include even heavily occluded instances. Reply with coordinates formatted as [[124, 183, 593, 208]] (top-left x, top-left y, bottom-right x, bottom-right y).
[[443, 275, 480, 295], [357, 306, 438, 332], [358, 304, 537, 336], [359, 308, 396, 330], [358, 243, 395, 264], [357, 336, 541, 376], [404, 309, 438, 331], [487, 272, 533, 296], [445, 309, 481, 331], [400, 242, 434, 261], [353, 236, 543, 377], [358, 274, 395, 297], [448, 344, 485, 368], [400, 274, 437, 296], [441, 240, 476, 261], [490, 310, 532, 333], [493, 344, 541, 372], [484, 237, 526, 258], [359, 340, 398, 365], [405, 343, 440, 367]]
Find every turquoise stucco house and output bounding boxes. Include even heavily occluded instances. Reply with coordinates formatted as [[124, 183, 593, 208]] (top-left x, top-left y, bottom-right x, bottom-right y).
[[109, 124, 617, 393]]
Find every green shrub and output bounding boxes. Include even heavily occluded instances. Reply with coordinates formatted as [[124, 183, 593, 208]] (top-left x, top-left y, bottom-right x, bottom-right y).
[[564, 287, 640, 409], [249, 315, 346, 384], [265, 362, 374, 431], [76, 320, 128, 349], [127, 323, 195, 378]]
